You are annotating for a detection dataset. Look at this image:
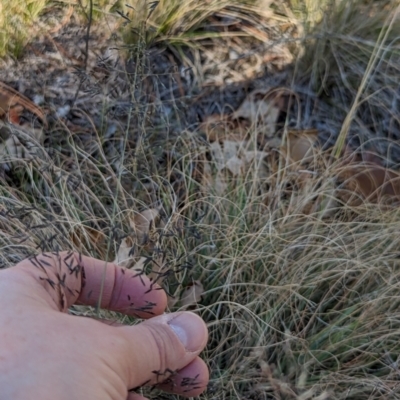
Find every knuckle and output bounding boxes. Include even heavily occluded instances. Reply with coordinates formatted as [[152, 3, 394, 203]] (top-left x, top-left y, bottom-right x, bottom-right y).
[[145, 324, 172, 374]]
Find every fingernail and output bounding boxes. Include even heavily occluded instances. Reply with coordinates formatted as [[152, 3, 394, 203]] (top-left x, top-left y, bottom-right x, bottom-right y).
[[167, 312, 207, 352]]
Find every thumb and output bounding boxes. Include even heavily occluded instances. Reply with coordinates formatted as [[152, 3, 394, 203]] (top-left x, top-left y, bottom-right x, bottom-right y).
[[115, 311, 208, 395]]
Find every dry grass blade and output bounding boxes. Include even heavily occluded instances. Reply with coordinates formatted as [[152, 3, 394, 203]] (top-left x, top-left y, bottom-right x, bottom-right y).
[[180, 280, 204, 307]]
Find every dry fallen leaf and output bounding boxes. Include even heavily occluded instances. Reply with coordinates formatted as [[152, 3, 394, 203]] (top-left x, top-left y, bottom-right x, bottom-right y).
[[114, 236, 148, 273], [167, 296, 179, 309], [232, 88, 291, 137], [225, 154, 244, 176], [114, 237, 135, 267], [0, 81, 47, 127], [210, 140, 246, 176], [214, 172, 229, 194], [0, 121, 44, 170], [199, 113, 249, 143], [210, 141, 226, 171], [205, 139, 270, 193], [69, 225, 106, 257], [243, 149, 270, 178], [132, 257, 146, 271], [129, 208, 160, 244], [339, 163, 400, 205], [180, 280, 204, 307], [336, 147, 400, 205], [283, 129, 319, 163]]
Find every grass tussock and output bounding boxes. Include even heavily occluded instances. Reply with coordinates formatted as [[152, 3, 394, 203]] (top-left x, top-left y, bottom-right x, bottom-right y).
[[0, 0, 281, 58], [0, 0, 47, 57], [294, 0, 400, 158], [3, 130, 400, 399], [2, 0, 400, 399], [117, 0, 276, 52]]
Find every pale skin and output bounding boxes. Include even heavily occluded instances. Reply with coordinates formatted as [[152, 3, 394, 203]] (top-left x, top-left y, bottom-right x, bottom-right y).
[[0, 251, 209, 400]]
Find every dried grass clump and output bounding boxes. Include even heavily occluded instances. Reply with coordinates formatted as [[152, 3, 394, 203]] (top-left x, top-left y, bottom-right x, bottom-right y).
[[294, 0, 400, 160], [195, 186, 400, 399], [117, 0, 276, 49], [0, 0, 47, 57], [2, 128, 400, 398]]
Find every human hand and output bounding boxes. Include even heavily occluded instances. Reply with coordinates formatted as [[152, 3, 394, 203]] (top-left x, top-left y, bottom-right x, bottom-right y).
[[0, 251, 209, 400]]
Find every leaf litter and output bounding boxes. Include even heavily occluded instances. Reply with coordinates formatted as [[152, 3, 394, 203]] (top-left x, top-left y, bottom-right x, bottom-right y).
[[199, 85, 400, 208], [180, 280, 204, 308]]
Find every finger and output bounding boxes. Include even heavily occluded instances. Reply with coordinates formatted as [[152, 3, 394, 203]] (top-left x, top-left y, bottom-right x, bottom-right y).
[[12, 251, 167, 317], [85, 318, 208, 397], [114, 312, 209, 394], [154, 357, 209, 397], [127, 393, 148, 400]]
